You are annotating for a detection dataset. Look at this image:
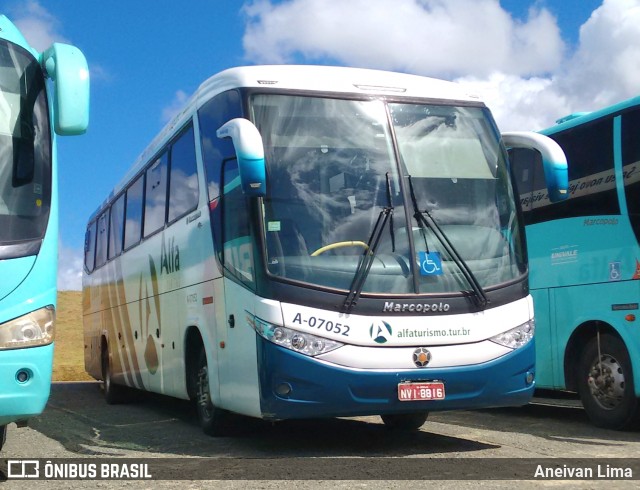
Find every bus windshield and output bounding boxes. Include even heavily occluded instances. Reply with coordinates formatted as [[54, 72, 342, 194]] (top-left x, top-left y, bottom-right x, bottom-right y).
[[0, 39, 51, 253], [252, 94, 525, 295]]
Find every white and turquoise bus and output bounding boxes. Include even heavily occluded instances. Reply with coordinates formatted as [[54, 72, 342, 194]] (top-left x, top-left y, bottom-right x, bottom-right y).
[[0, 15, 89, 450], [82, 65, 566, 434], [511, 96, 640, 429]]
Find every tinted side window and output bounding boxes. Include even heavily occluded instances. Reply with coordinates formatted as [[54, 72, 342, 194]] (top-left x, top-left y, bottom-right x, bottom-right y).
[[622, 108, 640, 243], [168, 124, 199, 222], [512, 118, 618, 225], [547, 118, 618, 220], [124, 175, 144, 249], [108, 194, 125, 259], [95, 210, 109, 269], [198, 90, 243, 201], [84, 220, 97, 272], [144, 153, 168, 237], [509, 148, 546, 225]]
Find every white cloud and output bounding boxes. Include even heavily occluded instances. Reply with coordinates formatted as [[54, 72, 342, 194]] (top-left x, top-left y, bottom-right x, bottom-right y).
[[11, 0, 70, 52], [242, 0, 564, 78], [241, 0, 640, 132], [558, 0, 640, 110], [161, 90, 190, 123], [58, 242, 83, 291], [454, 73, 571, 131]]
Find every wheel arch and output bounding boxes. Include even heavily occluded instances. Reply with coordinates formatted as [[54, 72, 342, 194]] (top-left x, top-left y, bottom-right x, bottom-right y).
[[184, 325, 205, 400]]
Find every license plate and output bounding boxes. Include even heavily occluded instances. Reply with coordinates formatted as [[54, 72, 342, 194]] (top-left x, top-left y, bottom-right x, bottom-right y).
[[397, 382, 445, 401]]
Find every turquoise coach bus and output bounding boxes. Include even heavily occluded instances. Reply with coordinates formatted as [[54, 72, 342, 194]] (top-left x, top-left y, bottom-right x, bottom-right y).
[[511, 96, 640, 429], [0, 15, 89, 450]]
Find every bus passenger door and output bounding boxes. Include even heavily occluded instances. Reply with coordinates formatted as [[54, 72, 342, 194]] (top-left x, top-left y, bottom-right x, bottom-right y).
[[530, 288, 559, 388], [217, 158, 261, 417]]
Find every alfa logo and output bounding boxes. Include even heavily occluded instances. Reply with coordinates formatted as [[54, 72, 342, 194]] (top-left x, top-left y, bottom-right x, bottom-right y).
[[370, 321, 393, 344], [413, 347, 432, 367]]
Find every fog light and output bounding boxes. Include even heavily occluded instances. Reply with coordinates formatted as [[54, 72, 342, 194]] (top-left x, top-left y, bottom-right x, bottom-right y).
[[16, 369, 31, 383], [275, 383, 292, 396], [525, 371, 534, 385]]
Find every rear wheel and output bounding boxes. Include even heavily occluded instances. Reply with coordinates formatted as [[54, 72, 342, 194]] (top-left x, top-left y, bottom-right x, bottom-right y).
[[577, 334, 640, 430], [194, 347, 228, 436], [380, 412, 428, 430], [101, 343, 128, 404]]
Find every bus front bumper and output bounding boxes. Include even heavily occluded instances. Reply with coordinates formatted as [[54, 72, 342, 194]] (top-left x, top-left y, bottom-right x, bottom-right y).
[[257, 337, 535, 420], [0, 343, 53, 426]]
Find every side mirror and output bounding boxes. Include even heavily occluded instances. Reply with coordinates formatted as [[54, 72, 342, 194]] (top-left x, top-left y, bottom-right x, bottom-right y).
[[41, 43, 90, 135], [217, 118, 267, 197], [502, 131, 568, 202]]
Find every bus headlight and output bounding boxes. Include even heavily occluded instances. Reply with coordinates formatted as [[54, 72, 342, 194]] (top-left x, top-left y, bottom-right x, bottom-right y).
[[249, 314, 343, 356], [0, 306, 55, 349], [489, 320, 534, 349]]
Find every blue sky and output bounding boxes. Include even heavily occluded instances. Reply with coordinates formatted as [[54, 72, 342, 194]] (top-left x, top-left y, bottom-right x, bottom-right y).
[[3, 0, 639, 289]]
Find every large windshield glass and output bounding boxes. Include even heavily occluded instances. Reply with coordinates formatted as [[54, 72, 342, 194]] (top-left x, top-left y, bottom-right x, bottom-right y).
[[0, 39, 51, 255], [252, 94, 525, 296]]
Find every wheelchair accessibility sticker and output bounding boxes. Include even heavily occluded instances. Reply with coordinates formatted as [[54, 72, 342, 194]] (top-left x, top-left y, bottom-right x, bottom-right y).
[[419, 251, 443, 276], [609, 261, 621, 281]]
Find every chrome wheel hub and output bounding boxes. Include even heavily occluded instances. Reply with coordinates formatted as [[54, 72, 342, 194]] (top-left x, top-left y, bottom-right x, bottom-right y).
[[587, 354, 625, 410]]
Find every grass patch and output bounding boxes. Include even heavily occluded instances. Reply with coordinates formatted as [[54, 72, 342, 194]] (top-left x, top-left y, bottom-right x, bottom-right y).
[[53, 291, 93, 382]]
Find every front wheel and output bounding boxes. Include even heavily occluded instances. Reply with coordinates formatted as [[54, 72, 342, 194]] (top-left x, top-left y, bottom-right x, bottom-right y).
[[577, 334, 640, 430], [194, 347, 228, 436], [380, 412, 429, 430]]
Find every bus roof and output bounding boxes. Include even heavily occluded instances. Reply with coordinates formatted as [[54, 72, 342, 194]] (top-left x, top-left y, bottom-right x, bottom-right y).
[[90, 65, 483, 221], [542, 94, 640, 136]]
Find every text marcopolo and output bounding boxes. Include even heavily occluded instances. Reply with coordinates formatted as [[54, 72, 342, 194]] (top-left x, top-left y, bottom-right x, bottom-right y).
[[383, 301, 450, 313]]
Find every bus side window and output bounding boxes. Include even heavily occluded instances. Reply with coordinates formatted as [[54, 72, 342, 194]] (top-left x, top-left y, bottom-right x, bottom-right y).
[[221, 158, 255, 288], [168, 124, 198, 223], [143, 153, 168, 237], [198, 90, 243, 202], [95, 210, 109, 269], [508, 147, 545, 225], [108, 194, 125, 259], [547, 118, 617, 221], [124, 174, 144, 250], [84, 220, 97, 273], [622, 109, 640, 243]]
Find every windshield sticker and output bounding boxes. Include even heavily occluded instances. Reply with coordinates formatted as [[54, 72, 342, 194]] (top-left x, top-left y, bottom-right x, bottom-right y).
[[267, 221, 281, 232], [419, 251, 443, 276]]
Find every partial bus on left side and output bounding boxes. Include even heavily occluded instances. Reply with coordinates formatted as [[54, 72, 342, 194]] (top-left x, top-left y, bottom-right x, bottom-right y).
[[0, 14, 89, 451]]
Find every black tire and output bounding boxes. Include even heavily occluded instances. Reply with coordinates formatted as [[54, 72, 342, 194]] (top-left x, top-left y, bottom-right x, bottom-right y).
[[577, 334, 640, 430], [0, 424, 6, 452], [102, 344, 128, 405], [194, 347, 228, 436], [380, 412, 429, 430]]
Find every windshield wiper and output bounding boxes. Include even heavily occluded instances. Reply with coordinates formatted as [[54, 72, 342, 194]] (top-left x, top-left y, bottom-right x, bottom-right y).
[[407, 176, 489, 308], [342, 173, 395, 312]]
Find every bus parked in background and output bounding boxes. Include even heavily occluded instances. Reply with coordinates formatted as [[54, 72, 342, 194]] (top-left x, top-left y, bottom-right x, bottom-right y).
[[82, 65, 566, 435], [0, 15, 89, 451], [510, 96, 640, 429]]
